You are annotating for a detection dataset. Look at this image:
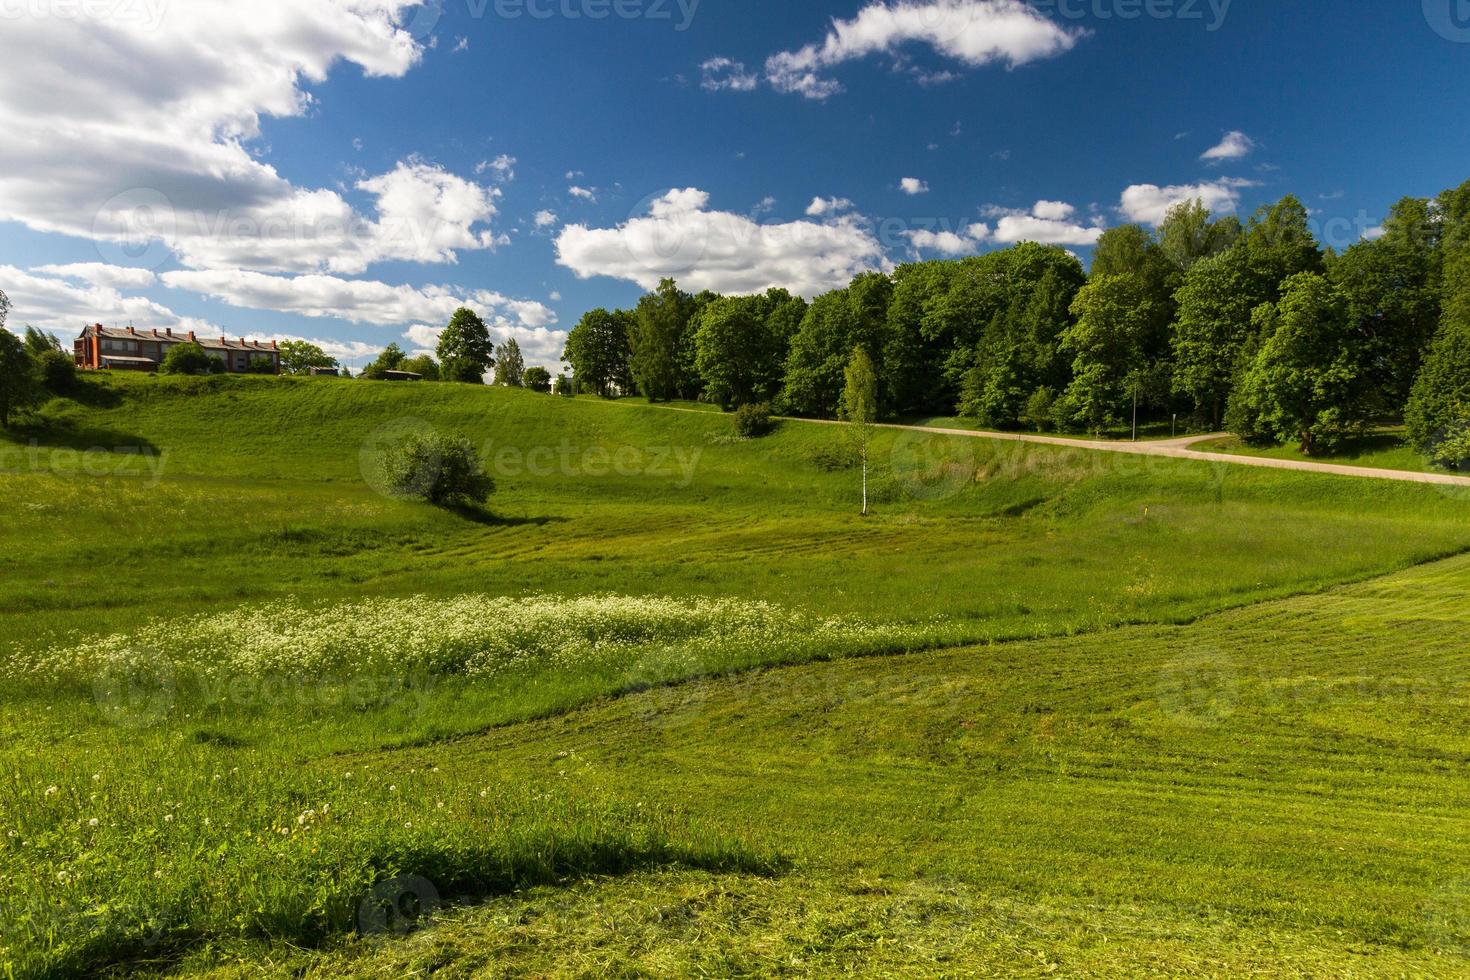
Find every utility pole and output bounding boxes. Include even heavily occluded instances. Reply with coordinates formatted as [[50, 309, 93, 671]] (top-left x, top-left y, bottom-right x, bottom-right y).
[[1132, 382, 1139, 442]]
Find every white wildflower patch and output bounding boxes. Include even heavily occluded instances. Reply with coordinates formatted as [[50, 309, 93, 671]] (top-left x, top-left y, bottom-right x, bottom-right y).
[[6, 594, 894, 688]]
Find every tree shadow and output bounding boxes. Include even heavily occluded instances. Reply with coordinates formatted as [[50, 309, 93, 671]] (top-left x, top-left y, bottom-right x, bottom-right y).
[[3, 416, 159, 456], [442, 504, 569, 528]]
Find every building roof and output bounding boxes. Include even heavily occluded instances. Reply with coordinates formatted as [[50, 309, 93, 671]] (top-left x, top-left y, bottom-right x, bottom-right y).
[[81, 324, 277, 352]]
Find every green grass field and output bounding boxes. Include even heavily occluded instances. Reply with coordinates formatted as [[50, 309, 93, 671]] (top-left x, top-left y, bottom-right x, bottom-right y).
[[4, 374, 1470, 977], [1195, 429, 1434, 474]]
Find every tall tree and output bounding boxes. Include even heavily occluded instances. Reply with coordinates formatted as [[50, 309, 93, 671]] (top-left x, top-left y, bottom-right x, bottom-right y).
[[277, 340, 338, 376], [361, 343, 407, 380], [840, 346, 879, 517], [1245, 195, 1324, 288], [1171, 245, 1276, 427], [783, 272, 892, 418], [1405, 178, 1470, 458], [1229, 273, 1366, 455], [23, 326, 62, 354], [1158, 199, 1241, 272], [399, 354, 441, 381], [1057, 273, 1161, 433], [493, 337, 525, 387], [436, 308, 494, 384], [563, 308, 633, 397], [0, 329, 41, 428], [629, 279, 700, 401], [694, 296, 775, 409], [1328, 197, 1442, 409]]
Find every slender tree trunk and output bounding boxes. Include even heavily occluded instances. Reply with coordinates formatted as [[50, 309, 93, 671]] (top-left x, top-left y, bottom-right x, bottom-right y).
[[861, 444, 868, 517]]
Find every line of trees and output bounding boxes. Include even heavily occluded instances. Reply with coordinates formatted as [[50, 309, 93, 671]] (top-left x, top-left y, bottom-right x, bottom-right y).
[[0, 291, 78, 429], [561, 178, 1470, 468]]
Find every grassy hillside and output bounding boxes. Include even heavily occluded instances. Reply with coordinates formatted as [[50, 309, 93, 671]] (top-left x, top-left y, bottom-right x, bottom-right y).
[[5, 374, 1470, 976]]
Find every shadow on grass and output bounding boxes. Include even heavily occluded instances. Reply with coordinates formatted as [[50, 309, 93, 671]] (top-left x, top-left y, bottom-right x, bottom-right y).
[[1, 417, 159, 456], [44, 835, 787, 980], [442, 503, 568, 529]]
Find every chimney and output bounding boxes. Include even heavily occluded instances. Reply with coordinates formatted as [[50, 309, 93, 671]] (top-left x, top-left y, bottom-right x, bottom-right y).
[[187, 331, 196, 342], [165, 328, 172, 337], [272, 340, 278, 350], [127, 326, 136, 335]]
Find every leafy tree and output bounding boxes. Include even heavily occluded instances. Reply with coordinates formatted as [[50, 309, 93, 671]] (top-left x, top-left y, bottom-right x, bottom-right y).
[[244, 355, 278, 375], [0, 329, 42, 428], [278, 340, 337, 376], [23, 326, 62, 355], [553, 373, 575, 396], [1408, 179, 1470, 463], [784, 272, 892, 418], [694, 292, 798, 409], [1229, 273, 1366, 455], [493, 337, 525, 387], [954, 246, 1084, 428], [361, 343, 407, 381], [159, 342, 225, 376], [22, 326, 74, 392], [1171, 245, 1276, 427], [563, 308, 633, 398], [1057, 274, 1162, 433], [399, 354, 441, 381], [629, 279, 700, 401], [523, 366, 552, 393], [36, 349, 76, 392], [882, 260, 957, 416], [1329, 200, 1441, 408], [382, 432, 494, 506], [436, 308, 494, 384], [840, 346, 879, 516], [1158, 199, 1241, 272], [1021, 387, 1056, 433], [1244, 195, 1324, 287]]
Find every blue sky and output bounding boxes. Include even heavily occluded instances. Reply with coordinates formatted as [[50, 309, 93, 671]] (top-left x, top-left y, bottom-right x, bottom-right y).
[[1, 0, 1467, 371]]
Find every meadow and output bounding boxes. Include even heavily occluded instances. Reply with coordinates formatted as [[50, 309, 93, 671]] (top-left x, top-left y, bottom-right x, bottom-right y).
[[4, 373, 1470, 976]]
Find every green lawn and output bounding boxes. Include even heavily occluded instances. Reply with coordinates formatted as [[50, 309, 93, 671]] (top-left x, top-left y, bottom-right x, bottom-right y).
[[1194, 429, 1436, 474], [5, 374, 1470, 976]]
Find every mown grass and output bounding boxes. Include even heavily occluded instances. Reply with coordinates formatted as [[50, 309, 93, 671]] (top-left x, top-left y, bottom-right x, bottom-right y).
[[31, 553, 1470, 977], [1196, 428, 1433, 474], [5, 374, 1470, 976]]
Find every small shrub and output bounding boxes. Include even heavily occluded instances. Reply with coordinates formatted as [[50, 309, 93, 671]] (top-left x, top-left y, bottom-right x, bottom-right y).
[[382, 433, 495, 506], [734, 403, 774, 438], [1427, 419, 1470, 473], [553, 374, 575, 397], [524, 366, 553, 393], [159, 343, 225, 376], [1021, 387, 1055, 433]]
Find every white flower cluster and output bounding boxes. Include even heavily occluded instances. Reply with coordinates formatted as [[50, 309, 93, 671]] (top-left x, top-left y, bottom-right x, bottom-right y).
[[8, 594, 892, 684]]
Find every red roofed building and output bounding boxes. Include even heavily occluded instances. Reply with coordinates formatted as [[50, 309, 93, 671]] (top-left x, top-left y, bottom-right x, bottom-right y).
[[74, 325, 280, 374]]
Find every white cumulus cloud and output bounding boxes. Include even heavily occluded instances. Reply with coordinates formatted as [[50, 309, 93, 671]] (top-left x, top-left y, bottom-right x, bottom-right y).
[[900, 178, 930, 195], [1201, 131, 1257, 163], [30, 263, 159, 290], [555, 188, 887, 297], [1119, 179, 1256, 226], [700, 57, 759, 92], [0, 2, 508, 277], [765, 0, 1085, 99], [1, 265, 215, 338], [807, 196, 856, 217]]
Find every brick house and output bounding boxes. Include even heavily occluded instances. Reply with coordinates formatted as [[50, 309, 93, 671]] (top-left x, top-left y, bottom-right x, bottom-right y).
[[74, 324, 281, 374]]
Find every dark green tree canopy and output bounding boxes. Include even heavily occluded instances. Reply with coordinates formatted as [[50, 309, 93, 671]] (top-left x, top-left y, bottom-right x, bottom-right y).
[[436, 308, 494, 384]]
